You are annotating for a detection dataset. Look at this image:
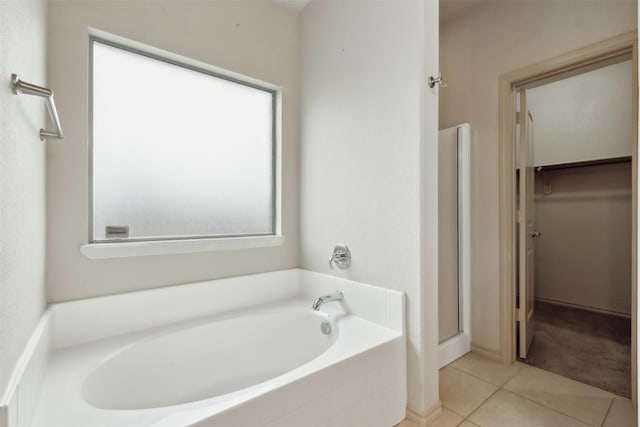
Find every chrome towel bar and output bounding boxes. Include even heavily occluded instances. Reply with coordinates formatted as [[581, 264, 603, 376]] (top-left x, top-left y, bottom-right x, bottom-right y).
[[11, 74, 64, 141]]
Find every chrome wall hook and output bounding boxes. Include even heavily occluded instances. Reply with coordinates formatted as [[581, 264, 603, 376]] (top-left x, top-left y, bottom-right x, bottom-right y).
[[428, 72, 447, 89]]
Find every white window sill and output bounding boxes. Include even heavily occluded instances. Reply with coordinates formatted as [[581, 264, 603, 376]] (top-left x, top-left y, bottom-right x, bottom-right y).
[[80, 235, 285, 259]]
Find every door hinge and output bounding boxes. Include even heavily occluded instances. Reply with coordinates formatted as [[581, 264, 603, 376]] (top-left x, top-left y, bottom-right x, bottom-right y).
[[516, 111, 521, 124]]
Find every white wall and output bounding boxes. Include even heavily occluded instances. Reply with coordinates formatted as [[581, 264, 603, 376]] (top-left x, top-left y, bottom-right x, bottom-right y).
[[528, 60, 633, 167], [535, 164, 632, 315], [46, 1, 299, 302], [0, 0, 48, 394], [440, 0, 637, 357], [300, 0, 440, 415]]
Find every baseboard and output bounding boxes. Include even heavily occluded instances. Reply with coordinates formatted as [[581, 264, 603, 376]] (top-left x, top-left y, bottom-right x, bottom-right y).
[[405, 402, 442, 426], [470, 345, 502, 362], [535, 297, 631, 319], [0, 308, 52, 427]]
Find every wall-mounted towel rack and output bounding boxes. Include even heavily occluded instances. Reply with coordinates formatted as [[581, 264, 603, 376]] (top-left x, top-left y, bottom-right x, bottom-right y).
[[11, 74, 64, 141]]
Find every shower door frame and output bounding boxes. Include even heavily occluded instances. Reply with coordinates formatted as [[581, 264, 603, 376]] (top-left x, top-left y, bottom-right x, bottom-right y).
[[438, 123, 472, 369], [497, 31, 638, 405]]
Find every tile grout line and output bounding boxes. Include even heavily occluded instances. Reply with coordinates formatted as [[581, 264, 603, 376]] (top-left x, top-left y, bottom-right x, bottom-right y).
[[447, 363, 524, 389], [599, 398, 615, 427], [441, 403, 468, 419], [439, 367, 498, 421], [455, 417, 473, 427], [445, 356, 620, 427], [444, 358, 525, 425], [500, 364, 617, 425], [497, 388, 609, 427], [462, 383, 502, 423], [517, 363, 621, 398]]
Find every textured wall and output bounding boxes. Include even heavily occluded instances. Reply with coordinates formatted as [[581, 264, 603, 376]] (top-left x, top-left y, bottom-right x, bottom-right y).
[[46, 1, 299, 302], [535, 164, 632, 315], [440, 0, 637, 356], [527, 60, 633, 167], [300, 0, 440, 414], [0, 0, 48, 394]]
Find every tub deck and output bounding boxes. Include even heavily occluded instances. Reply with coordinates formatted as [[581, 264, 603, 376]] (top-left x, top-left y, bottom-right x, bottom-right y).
[[33, 299, 405, 427]]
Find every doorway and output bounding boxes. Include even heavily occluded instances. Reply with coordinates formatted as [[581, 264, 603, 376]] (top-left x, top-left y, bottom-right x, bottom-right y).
[[515, 57, 633, 397], [498, 31, 638, 404]]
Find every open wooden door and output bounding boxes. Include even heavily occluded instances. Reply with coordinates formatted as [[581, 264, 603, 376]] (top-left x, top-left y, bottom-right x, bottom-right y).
[[518, 88, 537, 359]]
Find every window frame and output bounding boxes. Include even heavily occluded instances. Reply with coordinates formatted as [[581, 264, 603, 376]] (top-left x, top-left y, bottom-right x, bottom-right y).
[[86, 35, 280, 251]]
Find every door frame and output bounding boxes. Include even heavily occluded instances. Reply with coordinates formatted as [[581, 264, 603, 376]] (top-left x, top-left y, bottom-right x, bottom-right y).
[[497, 31, 638, 404]]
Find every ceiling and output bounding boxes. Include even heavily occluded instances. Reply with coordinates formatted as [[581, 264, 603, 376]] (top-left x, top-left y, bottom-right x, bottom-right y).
[[272, 0, 312, 14], [271, 0, 480, 23]]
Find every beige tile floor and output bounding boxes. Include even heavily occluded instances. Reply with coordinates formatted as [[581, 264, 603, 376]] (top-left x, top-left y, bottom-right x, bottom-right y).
[[396, 352, 637, 427]]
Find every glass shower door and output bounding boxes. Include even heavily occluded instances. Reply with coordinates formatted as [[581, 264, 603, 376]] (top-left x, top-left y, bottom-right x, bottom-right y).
[[438, 127, 462, 343]]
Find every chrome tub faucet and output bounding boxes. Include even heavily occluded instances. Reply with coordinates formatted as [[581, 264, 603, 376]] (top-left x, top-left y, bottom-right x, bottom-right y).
[[312, 291, 344, 310]]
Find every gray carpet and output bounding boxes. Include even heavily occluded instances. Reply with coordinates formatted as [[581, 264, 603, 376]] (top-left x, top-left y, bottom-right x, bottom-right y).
[[523, 301, 631, 398]]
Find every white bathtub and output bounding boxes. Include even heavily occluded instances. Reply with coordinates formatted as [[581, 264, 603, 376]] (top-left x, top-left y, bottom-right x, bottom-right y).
[[32, 270, 406, 427], [82, 306, 336, 411]]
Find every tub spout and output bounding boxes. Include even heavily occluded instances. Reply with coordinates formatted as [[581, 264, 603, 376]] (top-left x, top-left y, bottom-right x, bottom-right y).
[[312, 291, 344, 310]]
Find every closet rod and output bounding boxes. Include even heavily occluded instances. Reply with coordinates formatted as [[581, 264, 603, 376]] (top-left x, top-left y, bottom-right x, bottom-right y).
[[535, 156, 631, 172], [11, 74, 64, 141]]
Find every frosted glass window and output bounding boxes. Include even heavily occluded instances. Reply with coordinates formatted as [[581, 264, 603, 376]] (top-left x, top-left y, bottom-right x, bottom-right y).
[[91, 40, 275, 242]]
